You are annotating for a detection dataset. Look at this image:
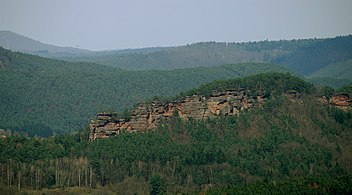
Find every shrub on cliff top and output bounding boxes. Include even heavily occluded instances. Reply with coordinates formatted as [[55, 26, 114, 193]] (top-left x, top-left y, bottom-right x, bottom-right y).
[[178, 72, 315, 99]]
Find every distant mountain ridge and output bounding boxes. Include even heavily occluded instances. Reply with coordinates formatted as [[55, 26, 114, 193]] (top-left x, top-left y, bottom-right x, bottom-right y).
[[61, 35, 352, 77], [1, 31, 351, 78], [0, 30, 92, 57]]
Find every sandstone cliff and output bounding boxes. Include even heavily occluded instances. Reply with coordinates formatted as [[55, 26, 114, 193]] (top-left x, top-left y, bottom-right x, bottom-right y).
[[330, 93, 351, 110], [89, 91, 351, 141], [89, 89, 267, 140]]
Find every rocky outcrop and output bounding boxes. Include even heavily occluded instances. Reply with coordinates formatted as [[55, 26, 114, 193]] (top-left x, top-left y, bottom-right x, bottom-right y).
[[89, 90, 267, 140], [89, 90, 352, 141], [330, 94, 351, 110]]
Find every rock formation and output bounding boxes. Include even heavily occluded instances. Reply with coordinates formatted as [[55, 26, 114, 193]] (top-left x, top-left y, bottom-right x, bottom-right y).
[[89, 89, 267, 140], [89, 91, 352, 141], [330, 93, 351, 110]]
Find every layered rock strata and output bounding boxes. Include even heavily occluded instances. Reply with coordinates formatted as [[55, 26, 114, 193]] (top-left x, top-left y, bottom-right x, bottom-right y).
[[89, 90, 266, 140]]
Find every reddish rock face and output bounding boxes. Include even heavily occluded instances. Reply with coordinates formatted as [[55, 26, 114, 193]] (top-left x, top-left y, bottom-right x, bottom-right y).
[[89, 91, 352, 141], [89, 89, 265, 140], [330, 94, 351, 110]]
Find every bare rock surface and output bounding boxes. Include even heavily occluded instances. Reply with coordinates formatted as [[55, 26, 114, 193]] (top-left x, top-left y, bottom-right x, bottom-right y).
[[89, 89, 265, 140]]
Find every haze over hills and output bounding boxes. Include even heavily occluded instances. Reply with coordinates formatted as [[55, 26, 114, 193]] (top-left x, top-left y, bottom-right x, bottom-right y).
[[1, 31, 352, 86], [0, 47, 289, 136], [60, 35, 352, 76], [0, 31, 352, 136], [308, 60, 352, 88], [1, 0, 352, 193], [0, 32, 352, 194], [1, 31, 351, 78], [0, 31, 92, 57]]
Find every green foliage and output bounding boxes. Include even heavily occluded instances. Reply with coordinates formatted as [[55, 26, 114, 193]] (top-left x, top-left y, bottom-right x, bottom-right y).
[[308, 77, 352, 89], [0, 47, 288, 136], [274, 35, 352, 75], [308, 59, 352, 88], [178, 72, 314, 99], [318, 60, 352, 77], [0, 92, 352, 193], [60, 35, 352, 76], [337, 84, 352, 97], [149, 175, 167, 195], [328, 107, 352, 127], [1, 61, 352, 193], [208, 175, 352, 194]]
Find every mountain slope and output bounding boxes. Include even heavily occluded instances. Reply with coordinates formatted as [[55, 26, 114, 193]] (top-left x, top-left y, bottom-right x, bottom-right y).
[[89, 73, 315, 140], [309, 60, 352, 79], [2, 31, 351, 78], [61, 35, 352, 77], [0, 31, 91, 57], [0, 48, 289, 136], [274, 36, 352, 75], [307, 60, 352, 88], [1, 73, 351, 194]]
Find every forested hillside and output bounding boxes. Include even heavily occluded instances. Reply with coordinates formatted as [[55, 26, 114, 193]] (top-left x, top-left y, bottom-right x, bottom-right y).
[[0, 48, 289, 136], [2, 32, 351, 88], [0, 31, 91, 57], [307, 60, 352, 88], [61, 35, 352, 76], [0, 73, 351, 194]]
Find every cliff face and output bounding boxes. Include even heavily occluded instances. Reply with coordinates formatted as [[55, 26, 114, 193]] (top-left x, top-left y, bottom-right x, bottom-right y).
[[89, 91, 351, 141], [89, 89, 267, 140], [330, 94, 351, 110]]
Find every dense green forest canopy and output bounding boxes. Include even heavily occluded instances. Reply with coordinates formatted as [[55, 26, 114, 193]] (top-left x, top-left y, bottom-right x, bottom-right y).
[[0, 47, 290, 136], [307, 60, 352, 88], [2, 33, 352, 88], [0, 73, 351, 194], [1, 30, 352, 194], [60, 35, 352, 76], [58, 35, 352, 88], [177, 72, 314, 99]]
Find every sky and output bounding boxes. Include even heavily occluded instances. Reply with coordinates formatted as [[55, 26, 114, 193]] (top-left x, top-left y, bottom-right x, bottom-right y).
[[1, 0, 352, 51]]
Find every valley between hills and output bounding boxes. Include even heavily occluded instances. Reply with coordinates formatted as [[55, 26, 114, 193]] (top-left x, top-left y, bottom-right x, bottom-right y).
[[0, 32, 352, 194]]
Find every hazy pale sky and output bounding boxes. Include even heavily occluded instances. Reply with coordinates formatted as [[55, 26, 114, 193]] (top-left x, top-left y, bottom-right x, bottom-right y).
[[1, 0, 352, 51]]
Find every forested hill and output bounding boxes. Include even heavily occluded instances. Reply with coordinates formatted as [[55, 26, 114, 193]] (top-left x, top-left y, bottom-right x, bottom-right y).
[[61, 35, 352, 76], [0, 31, 91, 57], [178, 72, 314, 99], [1, 73, 351, 194], [2, 32, 351, 88], [0, 47, 289, 136], [307, 60, 352, 88], [89, 73, 317, 140]]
